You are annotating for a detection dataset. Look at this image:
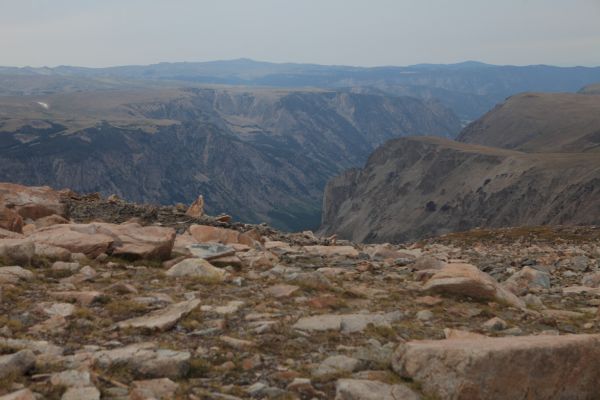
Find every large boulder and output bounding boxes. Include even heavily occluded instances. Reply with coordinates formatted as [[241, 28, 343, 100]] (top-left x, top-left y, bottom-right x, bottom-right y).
[[92, 342, 190, 379], [0, 350, 36, 379], [422, 263, 525, 309], [0, 239, 35, 265], [93, 222, 176, 260], [503, 266, 551, 295], [0, 183, 66, 220], [27, 222, 175, 260], [28, 225, 114, 258], [392, 334, 600, 400], [0, 207, 23, 233]]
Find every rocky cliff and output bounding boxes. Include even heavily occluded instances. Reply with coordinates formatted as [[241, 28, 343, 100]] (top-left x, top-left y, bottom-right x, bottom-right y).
[[321, 92, 600, 242], [0, 87, 460, 231]]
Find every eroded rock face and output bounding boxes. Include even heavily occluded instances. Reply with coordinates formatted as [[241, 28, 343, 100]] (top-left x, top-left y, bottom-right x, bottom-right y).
[[422, 263, 525, 309], [393, 334, 600, 400]]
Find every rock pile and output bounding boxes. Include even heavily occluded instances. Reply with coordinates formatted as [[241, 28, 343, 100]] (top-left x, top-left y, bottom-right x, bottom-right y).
[[1, 184, 600, 399]]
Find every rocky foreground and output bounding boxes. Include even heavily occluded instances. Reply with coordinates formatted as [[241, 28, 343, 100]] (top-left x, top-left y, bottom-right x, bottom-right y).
[[1, 183, 600, 399]]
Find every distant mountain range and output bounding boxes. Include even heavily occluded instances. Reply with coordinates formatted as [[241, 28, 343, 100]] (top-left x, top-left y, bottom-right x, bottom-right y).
[[3, 59, 600, 120], [1, 60, 600, 233], [0, 87, 459, 231], [321, 89, 600, 242]]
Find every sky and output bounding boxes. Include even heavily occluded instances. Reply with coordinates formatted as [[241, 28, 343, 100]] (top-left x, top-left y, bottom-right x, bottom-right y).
[[1, 0, 599, 68]]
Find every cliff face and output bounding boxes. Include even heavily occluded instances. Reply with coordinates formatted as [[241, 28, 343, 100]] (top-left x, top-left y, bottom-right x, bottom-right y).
[[321, 91, 600, 242], [321, 137, 600, 242], [0, 87, 460, 231]]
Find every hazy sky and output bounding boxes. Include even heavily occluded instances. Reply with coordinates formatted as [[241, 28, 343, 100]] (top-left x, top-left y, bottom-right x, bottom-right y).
[[1, 0, 600, 68]]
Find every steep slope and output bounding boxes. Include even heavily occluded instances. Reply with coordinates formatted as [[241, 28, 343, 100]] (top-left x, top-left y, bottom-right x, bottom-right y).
[[0, 87, 460, 231], [321, 137, 600, 242], [457, 92, 600, 152]]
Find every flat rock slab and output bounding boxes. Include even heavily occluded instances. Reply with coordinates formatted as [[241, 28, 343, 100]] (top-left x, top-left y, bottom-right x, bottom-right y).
[[303, 245, 359, 258], [187, 243, 236, 260], [335, 379, 420, 400], [93, 342, 190, 379], [393, 334, 600, 400], [293, 312, 402, 334], [117, 299, 201, 331], [189, 224, 256, 246], [423, 263, 525, 309], [28, 222, 176, 260]]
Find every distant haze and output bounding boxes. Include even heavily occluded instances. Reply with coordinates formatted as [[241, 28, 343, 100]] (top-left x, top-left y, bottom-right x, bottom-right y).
[[1, 0, 600, 68]]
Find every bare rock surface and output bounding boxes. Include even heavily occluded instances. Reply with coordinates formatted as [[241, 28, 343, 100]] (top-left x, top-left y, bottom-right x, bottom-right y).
[[2, 184, 600, 399], [393, 334, 600, 400]]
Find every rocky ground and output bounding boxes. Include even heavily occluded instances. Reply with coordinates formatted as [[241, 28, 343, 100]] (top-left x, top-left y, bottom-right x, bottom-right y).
[[1, 183, 600, 399]]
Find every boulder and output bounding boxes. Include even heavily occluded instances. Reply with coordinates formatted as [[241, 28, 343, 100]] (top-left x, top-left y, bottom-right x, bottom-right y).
[[0, 239, 35, 265], [61, 387, 100, 400], [94, 222, 175, 260], [303, 245, 359, 258], [294, 312, 402, 334], [130, 378, 179, 400], [117, 299, 201, 331], [165, 258, 227, 281], [581, 272, 600, 288], [0, 390, 35, 400], [28, 222, 175, 260], [503, 266, 550, 295], [0, 227, 24, 239], [0, 207, 23, 233], [34, 243, 72, 261], [33, 214, 69, 229], [93, 342, 190, 379], [0, 266, 34, 284], [393, 334, 600, 400], [189, 224, 257, 246], [313, 355, 361, 379], [422, 263, 525, 309], [0, 350, 36, 379], [28, 225, 113, 258], [0, 183, 66, 220], [335, 379, 420, 400]]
